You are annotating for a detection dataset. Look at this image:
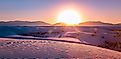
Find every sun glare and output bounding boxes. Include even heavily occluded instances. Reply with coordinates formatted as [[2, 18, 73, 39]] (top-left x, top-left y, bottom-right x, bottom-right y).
[[57, 9, 82, 25]]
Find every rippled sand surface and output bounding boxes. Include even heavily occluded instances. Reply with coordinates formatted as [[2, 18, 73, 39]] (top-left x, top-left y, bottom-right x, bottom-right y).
[[0, 38, 121, 59]]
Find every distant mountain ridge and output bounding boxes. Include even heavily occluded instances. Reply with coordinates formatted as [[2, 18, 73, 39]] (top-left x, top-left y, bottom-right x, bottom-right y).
[[53, 22, 67, 26], [0, 21, 121, 26], [54, 21, 114, 26], [79, 21, 113, 26], [116, 23, 121, 25], [0, 21, 51, 26]]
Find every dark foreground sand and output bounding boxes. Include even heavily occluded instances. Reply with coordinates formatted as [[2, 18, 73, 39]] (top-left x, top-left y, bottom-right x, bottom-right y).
[[0, 38, 121, 59]]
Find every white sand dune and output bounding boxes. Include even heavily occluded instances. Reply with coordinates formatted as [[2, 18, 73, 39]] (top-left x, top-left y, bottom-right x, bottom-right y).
[[0, 38, 121, 58]]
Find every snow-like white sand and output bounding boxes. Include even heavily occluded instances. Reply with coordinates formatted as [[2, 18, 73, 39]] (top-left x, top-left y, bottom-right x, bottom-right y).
[[0, 38, 121, 58]]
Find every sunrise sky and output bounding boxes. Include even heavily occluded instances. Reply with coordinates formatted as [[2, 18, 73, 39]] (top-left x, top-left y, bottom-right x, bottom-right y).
[[0, 0, 121, 24]]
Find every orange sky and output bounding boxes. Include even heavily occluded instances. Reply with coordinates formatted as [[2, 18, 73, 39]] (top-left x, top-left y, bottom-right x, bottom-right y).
[[0, 0, 121, 24]]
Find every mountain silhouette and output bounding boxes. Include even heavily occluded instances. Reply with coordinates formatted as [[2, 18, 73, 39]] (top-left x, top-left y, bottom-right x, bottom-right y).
[[79, 21, 113, 26], [0, 21, 51, 26], [0, 21, 120, 26], [53, 22, 67, 26]]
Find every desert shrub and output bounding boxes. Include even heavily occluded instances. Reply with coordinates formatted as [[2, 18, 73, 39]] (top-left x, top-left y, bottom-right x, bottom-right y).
[[91, 34, 96, 37], [101, 36, 105, 39], [103, 41, 121, 51]]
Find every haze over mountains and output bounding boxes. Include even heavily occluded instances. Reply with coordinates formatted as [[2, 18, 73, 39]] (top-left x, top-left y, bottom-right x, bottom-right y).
[[0, 21, 51, 26], [0, 21, 120, 26], [79, 21, 113, 26], [54, 21, 120, 26]]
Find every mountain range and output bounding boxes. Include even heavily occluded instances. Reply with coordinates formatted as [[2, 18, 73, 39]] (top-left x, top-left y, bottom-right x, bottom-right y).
[[0, 21, 120, 26], [79, 21, 113, 26], [0, 21, 51, 26]]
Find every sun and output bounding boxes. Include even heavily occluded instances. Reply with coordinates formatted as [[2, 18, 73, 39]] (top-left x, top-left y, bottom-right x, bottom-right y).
[[57, 9, 82, 25]]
